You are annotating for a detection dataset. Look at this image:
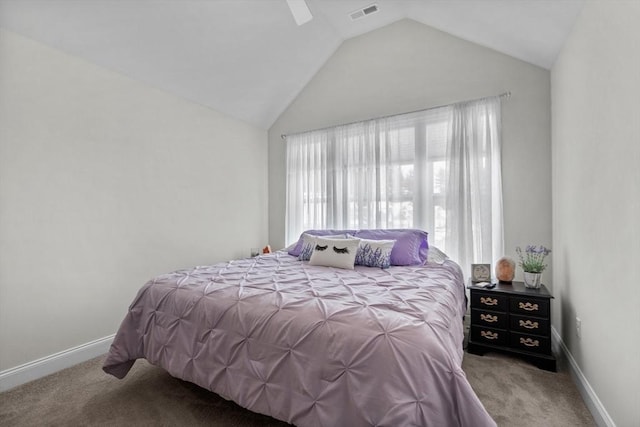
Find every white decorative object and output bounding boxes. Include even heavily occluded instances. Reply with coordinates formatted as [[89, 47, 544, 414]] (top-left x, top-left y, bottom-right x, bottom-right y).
[[523, 272, 542, 289], [471, 263, 492, 282]]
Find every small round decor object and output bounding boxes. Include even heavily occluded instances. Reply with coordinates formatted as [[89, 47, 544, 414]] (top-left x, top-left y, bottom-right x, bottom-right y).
[[495, 257, 515, 282]]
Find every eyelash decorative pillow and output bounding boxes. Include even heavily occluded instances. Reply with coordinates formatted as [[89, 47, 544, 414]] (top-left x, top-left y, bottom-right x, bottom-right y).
[[308, 237, 360, 269], [298, 233, 348, 261], [288, 229, 358, 258]]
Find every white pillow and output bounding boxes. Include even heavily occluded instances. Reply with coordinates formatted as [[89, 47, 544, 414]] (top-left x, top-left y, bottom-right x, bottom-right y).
[[298, 233, 346, 261], [354, 238, 396, 269], [426, 246, 449, 264], [309, 237, 360, 270]]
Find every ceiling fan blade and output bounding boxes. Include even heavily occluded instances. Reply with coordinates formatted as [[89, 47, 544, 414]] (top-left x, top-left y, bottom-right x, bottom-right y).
[[286, 0, 313, 26]]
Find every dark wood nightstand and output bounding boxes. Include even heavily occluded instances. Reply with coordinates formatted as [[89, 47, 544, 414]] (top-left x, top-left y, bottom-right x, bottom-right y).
[[467, 281, 557, 372]]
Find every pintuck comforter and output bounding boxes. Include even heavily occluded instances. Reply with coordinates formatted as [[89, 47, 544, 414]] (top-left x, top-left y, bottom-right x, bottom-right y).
[[103, 251, 496, 427]]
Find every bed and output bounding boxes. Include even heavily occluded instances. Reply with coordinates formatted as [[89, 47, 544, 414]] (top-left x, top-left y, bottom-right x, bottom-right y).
[[103, 230, 496, 426]]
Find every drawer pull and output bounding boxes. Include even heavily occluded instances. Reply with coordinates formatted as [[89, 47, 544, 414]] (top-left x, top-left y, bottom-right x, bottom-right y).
[[480, 297, 498, 306], [519, 302, 539, 311], [481, 330, 499, 340], [520, 337, 540, 347], [519, 320, 539, 329], [480, 313, 498, 323]]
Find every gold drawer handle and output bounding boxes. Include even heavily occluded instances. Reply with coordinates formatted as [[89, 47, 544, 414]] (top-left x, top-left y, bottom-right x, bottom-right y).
[[519, 302, 539, 311], [480, 313, 498, 323], [481, 330, 499, 340], [480, 296, 498, 306], [519, 320, 539, 329], [520, 337, 540, 347]]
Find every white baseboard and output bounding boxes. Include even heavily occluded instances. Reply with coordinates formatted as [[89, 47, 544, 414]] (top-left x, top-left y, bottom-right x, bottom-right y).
[[0, 334, 115, 392], [551, 327, 616, 427]]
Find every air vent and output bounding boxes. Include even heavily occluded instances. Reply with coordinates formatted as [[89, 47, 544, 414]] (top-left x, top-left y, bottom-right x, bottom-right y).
[[349, 3, 379, 21]]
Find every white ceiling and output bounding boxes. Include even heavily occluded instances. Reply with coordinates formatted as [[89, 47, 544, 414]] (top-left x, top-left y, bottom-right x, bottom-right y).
[[0, 0, 584, 129]]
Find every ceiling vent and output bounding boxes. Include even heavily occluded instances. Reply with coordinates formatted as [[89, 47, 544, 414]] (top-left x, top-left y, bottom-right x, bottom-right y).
[[349, 3, 379, 21]]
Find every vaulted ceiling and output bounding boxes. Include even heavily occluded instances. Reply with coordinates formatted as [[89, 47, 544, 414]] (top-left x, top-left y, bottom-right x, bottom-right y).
[[0, 0, 584, 129]]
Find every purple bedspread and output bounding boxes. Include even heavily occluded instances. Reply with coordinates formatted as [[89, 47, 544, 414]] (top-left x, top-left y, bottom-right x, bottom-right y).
[[103, 251, 495, 426]]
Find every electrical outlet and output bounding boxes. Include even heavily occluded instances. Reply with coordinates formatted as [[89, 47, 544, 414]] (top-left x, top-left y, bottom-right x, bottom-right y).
[[576, 317, 582, 338]]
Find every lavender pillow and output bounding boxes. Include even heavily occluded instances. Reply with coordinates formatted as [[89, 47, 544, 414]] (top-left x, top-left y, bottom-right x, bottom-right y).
[[353, 229, 428, 266], [354, 238, 396, 269], [288, 229, 357, 257]]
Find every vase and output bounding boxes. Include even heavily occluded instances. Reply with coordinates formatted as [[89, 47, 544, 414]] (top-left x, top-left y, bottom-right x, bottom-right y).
[[523, 272, 542, 289]]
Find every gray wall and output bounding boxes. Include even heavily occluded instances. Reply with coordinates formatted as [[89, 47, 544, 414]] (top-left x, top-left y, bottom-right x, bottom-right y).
[[551, 1, 640, 425], [0, 29, 268, 371], [269, 19, 552, 281]]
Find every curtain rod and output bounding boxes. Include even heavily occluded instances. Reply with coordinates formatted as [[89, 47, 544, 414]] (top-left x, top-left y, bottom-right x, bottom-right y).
[[281, 91, 511, 140]]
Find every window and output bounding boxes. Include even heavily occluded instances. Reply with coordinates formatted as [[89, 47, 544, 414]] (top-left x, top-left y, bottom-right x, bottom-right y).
[[286, 97, 503, 268]]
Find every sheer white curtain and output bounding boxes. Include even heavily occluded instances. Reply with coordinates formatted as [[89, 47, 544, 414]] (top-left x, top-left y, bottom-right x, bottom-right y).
[[444, 97, 504, 270], [285, 96, 503, 268]]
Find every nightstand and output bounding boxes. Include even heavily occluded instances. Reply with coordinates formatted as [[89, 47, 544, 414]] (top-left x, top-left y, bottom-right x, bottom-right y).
[[467, 281, 557, 372]]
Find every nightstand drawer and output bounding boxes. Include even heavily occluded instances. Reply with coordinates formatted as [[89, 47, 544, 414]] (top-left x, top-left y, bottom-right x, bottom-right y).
[[471, 309, 507, 329], [510, 332, 551, 354], [510, 296, 549, 317], [510, 314, 549, 334], [470, 326, 507, 346], [471, 292, 508, 311]]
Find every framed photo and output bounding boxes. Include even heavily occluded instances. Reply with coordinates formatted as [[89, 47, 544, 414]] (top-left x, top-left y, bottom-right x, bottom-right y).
[[471, 264, 491, 282]]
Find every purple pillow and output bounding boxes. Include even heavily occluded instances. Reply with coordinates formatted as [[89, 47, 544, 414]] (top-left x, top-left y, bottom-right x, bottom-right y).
[[353, 229, 428, 266], [288, 229, 358, 257]]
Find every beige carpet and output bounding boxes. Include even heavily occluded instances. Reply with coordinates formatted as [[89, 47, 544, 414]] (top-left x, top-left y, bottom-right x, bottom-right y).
[[0, 351, 594, 427], [462, 352, 594, 426]]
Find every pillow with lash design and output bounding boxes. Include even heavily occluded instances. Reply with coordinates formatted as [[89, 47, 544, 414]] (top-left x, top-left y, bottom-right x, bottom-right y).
[[298, 233, 347, 261], [308, 237, 360, 270], [288, 229, 358, 257]]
